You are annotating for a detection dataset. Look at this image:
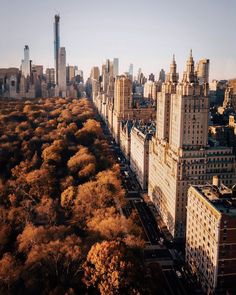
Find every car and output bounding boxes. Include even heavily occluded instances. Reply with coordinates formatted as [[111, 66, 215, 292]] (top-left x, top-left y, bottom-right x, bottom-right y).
[[175, 270, 182, 278], [159, 237, 164, 245]]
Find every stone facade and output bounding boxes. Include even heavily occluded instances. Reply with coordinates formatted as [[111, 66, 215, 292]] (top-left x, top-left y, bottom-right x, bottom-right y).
[[148, 52, 236, 239], [186, 181, 236, 294]]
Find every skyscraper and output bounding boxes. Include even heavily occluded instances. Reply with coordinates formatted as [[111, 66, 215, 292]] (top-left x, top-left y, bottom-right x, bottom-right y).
[[196, 59, 210, 84], [148, 52, 236, 239], [21, 45, 31, 77], [46, 68, 55, 86], [54, 14, 60, 85], [90, 66, 100, 81], [113, 75, 132, 142], [58, 47, 66, 96], [105, 59, 110, 73], [114, 75, 132, 115], [129, 63, 134, 78], [66, 65, 75, 83], [158, 69, 165, 83], [113, 58, 119, 77]]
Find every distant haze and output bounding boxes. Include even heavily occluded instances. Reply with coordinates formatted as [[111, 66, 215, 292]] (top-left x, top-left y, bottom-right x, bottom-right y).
[[0, 0, 236, 80]]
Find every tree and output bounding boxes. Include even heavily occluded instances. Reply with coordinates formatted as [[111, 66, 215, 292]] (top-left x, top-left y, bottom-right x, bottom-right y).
[[34, 195, 58, 225], [0, 224, 12, 255], [7, 206, 30, 230], [60, 176, 74, 192], [61, 186, 76, 210], [75, 119, 103, 145], [25, 168, 56, 199], [67, 146, 96, 179], [83, 240, 144, 295], [23, 235, 83, 292], [17, 224, 71, 253], [73, 169, 126, 226], [87, 208, 143, 240], [42, 140, 67, 166], [0, 253, 22, 292], [0, 97, 150, 294], [90, 138, 114, 171]]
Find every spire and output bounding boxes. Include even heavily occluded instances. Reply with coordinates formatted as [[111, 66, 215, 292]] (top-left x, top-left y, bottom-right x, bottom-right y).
[[184, 50, 195, 83], [169, 54, 178, 83], [172, 54, 176, 64], [190, 49, 192, 59]]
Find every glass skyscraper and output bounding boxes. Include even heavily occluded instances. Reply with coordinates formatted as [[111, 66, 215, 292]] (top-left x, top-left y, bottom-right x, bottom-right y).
[[54, 14, 60, 85], [21, 45, 31, 77]]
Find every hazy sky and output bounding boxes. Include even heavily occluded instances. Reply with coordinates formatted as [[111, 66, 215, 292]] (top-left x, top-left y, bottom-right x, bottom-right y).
[[1, 0, 236, 80]]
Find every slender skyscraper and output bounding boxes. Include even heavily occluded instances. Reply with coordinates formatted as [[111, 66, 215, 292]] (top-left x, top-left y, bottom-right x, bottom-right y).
[[113, 58, 119, 77], [129, 63, 133, 78], [54, 14, 60, 85], [21, 45, 31, 77]]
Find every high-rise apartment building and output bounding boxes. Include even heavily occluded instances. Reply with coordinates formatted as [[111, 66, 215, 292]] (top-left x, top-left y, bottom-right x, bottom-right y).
[[159, 69, 166, 83], [113, 75, 132, 142], [148, 52, 236, 239], [149, 73, 155, 82], [113, 58, 119, 77], [46, 68, 55, 86], [129, 63, 134, 79], [54, 14, 60, 85], [186, 180, 236, 294], [144, 81, 156, 99], [75, 69, 84, 83], [101, 59, 111, 93], [58, 47, 66, 96], [197, 59, 210, 84], [90, 66, 100, 81], [114, 75, 132, 115], [66, 65, 75, 83], [105, 59, 110, 73], [21, 45, 31, 77], [31, 65, 43, 78], [223, 79, 236, 111]]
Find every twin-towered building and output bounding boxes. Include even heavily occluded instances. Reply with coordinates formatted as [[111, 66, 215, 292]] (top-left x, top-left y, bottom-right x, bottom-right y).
[[148, 51, 235, 239]]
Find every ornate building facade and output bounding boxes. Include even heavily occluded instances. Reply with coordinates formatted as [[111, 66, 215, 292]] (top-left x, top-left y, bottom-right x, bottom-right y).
[[148, 52, 236, 239]]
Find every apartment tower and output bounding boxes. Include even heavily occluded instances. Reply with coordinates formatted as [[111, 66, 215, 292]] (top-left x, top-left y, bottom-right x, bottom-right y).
[[54, 14, 60, 85], [148, 52, 235, 239]]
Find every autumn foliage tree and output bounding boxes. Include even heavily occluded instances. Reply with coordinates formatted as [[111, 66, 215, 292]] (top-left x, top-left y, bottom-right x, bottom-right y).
[[0, 97, 147, 295], [83, 240, 145, 295], [72, 168, 126, 227], [67, 146, 96, 179]]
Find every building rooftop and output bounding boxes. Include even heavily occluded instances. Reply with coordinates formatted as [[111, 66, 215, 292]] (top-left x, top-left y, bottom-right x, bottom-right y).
[[133, 121, 156, 138], [194, 182, 236, 216], [133, 96, 155, 108], [121, 119, 133, 134]]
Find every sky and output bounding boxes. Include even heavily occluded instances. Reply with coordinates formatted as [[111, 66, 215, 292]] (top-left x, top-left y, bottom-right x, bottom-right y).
[[0, 0, 236, 80]]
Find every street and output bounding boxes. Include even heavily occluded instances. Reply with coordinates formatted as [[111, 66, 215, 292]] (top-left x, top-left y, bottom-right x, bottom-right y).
[[99, 118, 204, 295]]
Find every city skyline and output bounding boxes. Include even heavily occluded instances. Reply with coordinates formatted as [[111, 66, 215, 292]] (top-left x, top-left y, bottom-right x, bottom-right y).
[[1, 1, 236, 293], [1, 0, 236, 80]]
